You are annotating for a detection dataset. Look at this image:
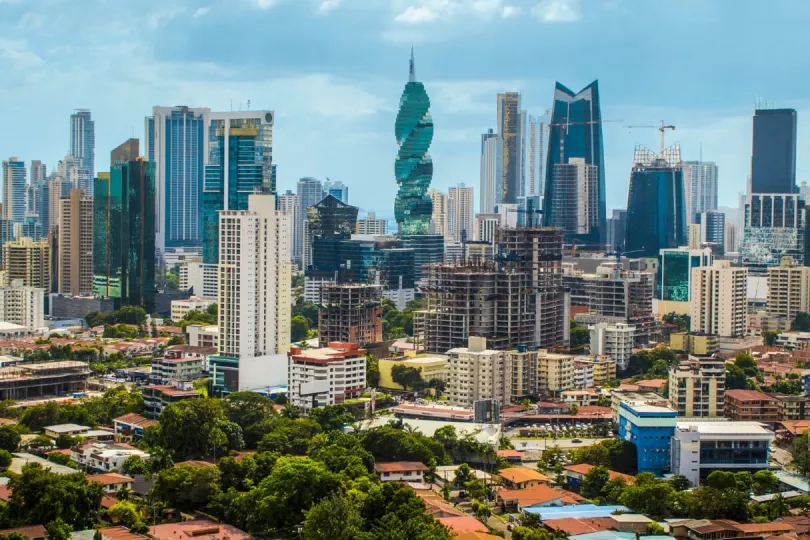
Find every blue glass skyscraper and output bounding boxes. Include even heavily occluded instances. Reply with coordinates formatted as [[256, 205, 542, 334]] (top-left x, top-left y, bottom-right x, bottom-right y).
[[394, 49, 433, 235], [751, 108, 797, 194], [2, 158, 26, 227], [70, 109, 95, 196], [543, 81, 606, 244]]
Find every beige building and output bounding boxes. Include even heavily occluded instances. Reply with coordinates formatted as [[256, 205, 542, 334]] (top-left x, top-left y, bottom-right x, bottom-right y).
[[767, 257, 810, 326], [57, 189, 93, 296], [669, 332, 719, 355], [537, 350, 575, 395], [446, 337, 510, 407], [3, 237, 50, 291], [448, 184, 474, 243], [668, 357, 725, 417], [509, 349, 540, 400], [574, 355, 616, 386], [170, 297, 214, 321], [689, 261, 747, 338], [378, 354, 448, 391], [428, 189, 448, 237]]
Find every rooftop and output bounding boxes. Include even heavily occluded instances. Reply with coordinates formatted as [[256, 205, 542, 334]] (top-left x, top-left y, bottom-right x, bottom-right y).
[[113, 413, 157, 428], [569, 533, 673, 540], [288, 342, 366, 363], [543, 517, 615, 536], [86, 473, 134, 486], [10, 453, 75, 475], [564, 464, 635, 483], [375, 461, 429, 473], [523, 504, 630, 520], [499, 467, 550, 484], [498, 484, 563, 506], [675, 421, 775, 436], [436, 516, 488, 533], [43, 423, 89, 433], [725, 389, 777, 401], [149, 520, 250, 540]]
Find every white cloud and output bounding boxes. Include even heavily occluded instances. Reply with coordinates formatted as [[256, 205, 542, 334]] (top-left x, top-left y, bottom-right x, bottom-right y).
[[0, 39, 43, 70], [531, 0, 581, 22], [395, 5, 440, 23], [193, 7, 211, 18], [18, 12, 45, 29], [147, 8, 186, 29], [317, 0, 341, 14], [254, 0, 280, 9], [394, 0, 521, 24], [502, 5, 520, 17]]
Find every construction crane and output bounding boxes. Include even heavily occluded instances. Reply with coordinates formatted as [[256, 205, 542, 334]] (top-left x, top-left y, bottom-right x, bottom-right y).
[[624, 120, 676, 153]]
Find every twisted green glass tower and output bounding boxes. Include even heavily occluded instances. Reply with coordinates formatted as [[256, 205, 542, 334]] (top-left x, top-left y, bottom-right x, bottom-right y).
[[395, 49, 433, 235]]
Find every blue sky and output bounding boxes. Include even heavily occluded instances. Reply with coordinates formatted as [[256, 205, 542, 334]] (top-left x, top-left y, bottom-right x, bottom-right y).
[[1, 0, 809, 219]]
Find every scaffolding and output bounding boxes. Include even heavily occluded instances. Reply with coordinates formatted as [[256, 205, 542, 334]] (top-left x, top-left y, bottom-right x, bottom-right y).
[[318, 283, 383, 347], [0, 360, 90, 400]]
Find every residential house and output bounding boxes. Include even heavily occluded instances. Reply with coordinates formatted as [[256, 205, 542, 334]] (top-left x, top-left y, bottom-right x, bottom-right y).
[[86, 473, 134, 494], [374, 462, 429, 483]]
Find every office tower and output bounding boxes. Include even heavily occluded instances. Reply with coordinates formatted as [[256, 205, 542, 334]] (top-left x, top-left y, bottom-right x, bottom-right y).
[[519, 113, 548, 198], [689, 261, 747, 337], [517, 195, 542, 228], [111, 138, 139, 165], [448, 184, 474, 243], [2, 158, 26, 226], [57, 189, 94, 296], [3, 237, 50, 290], [724, 221, 738, 253], [682, 161, 718, 224], [607, 209, 627, 252], [475, 213, 501, 243], [70, 110, 95, 195], [741, 193, 810, 268], [480, 129, 498, 214], [202, 111, 275, 264], [544, 81, 606, 244], [401, 234, 444, 281], [146, 106, 209, 254], [657, 247, 714, 315], [496, 92, 521, 204], [668, 357, 726, 417], [767, 257, 810, 325], [545, 157, 599, 241], [317, 283, 383, 347], [625, 146, 686, 258], [277, 191, 299, 266], [211, 193, 291, 393], [801, 181, 810, 202], [296, 178, 325, 264], [428, 189, 448, 237], [697, 210, 725, 248], [324, 180, 348, 204], [356, 212, 387, 235], [0, 280, 44, 330], [395, 50, 434, 235], [751, 108, 797, 194], [30, 160, 46, 184], [47, 178, 71, 234], [93, 158, 156, 313]]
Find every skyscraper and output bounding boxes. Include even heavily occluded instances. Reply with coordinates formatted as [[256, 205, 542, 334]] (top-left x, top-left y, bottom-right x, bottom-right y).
[[480, 129, 498, 214], [146, 106, 209, 254], [3, 237, 50, 291], [544, 81, 606, 244], [111, 138, 139, 165], [202, 111, 275, 264], [70, 110, 95, 195], [57, 188, 94, 296], [689, 261, 747, 338], [545, 157, 599, 240], [682, 161, 718, 224], [93, 158, 156, 313], [740, 193, 810, 268], [625, 145, 687, 258], [496, 92, 521, 204], [448, 184, 474, 242], [2, 158, 26, 227], [296, 178, 325, 265], [428, 189, 448, 237], [751, 108, 797, 194], [277, 191, 299, 268], [394, 49, 434, 235], [607, 209, 627, 252], [30, 161, 46, 183], [324, 180, 348, 204], [521, 112, 546, 197]]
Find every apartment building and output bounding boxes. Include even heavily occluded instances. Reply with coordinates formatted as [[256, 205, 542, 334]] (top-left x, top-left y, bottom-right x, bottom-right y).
[[446, 337, 510, 408], [0, 280, 44, 331], [287, 342, 366, 414], [150, 346, 211, 385], [767, 257, 810, 326], [170, 297, 213, 321], [723, 389, 780, 423], [3, 237, 50, 291], [690, 261, 747, 338], [574, 355, 616, 387], [589, 322, 636, 372], [537, 350, 575, 396], [71, 442, 149, 473], [57, 189, 94, 296], [668, 357, 726, 417], [573, 361, 595, 390], [774, 394, 810, 420]]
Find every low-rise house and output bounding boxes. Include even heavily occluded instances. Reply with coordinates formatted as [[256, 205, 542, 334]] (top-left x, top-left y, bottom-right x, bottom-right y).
[[543, 517, 615, 536], [86, 473, 134, 494], [499, 467, 550, 490], [434, 465, 491, 486], [374, 461, 429, 483], [563, 464, 635, 491], [43, 423, 90, 438], [609, 514, 653, 533], [149, 520, 251, 540], [497, 484, 564, 510], [561, 390, 598, 407], [10, 453, 75, 475], [723, 389, 780, 423], [143, 383, 201, 419], [0, 526, 47, 540], [437, 516, 488, 535], [71, 442, 149, 473], [113, 413, 157, 441]]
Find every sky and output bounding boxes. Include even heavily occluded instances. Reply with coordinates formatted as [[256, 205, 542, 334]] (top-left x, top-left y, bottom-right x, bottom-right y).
[[1, 0, 810, 220]]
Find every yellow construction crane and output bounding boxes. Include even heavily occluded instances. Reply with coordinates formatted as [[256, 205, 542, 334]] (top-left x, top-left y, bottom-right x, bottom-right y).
[[624, 120, 676, 152]]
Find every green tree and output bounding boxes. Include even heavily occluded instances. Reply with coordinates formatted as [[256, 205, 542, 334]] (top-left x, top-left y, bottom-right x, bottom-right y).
[[670, 475, 691, 491], [107, 501, 142, 528], [764, 330, 781, 346], [753, 469, 778, 495], [55, 433, 78, 450], [309, 405, 355, 432], [569, 403, 579, 416], [366, 355, 381, 388], [302, 493, 363, 540], [647, 522, 666, 535], [426, 378, 447, 397], [581, 465, 610, 499], [45, 518, 73, 540], [570, 320, 591, 350], [291, 315, 311, 342], [151, 464, 222, 512], [725, 364, 748, 390], [0, 449, 12, 468], [795, 312, 810, 331], [123, 455, 149, 476], [391, 364, 423, 391], [157, 399, 242, 460], [734, 353, 758, 377], [0, 425, 21, 452]]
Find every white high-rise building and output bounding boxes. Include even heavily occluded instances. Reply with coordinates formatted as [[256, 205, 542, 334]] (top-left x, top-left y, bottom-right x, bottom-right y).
[[30, 161, 46, 184], [296, 178, 325, 265], [356, 212, 387, 235], [682, 161, 718, 224], [448, 184, 474, 243], [216, 193, 291, 391], [475, 213, 501, 243], [589, 322, 636, 372], [69, 110, 95, 195], [428, 189, 448, 237], [0, 280, 44, 331], [689, 261, 747, 338], [277, 191, 299, 269], [480, 129, 498, 214], [520, 112, 546, 197]]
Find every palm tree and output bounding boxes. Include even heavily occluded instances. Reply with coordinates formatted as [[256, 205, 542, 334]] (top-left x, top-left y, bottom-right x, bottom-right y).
[[770, 493, 789, 519], [280, 403, 299, 419]]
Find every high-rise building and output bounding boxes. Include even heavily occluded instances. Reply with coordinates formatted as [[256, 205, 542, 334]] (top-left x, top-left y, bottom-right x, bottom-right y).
[[690, 261, 747, 338], [317, 283, 382, 347], [3, 237, 50, 291], [146, 106, 209, 254], [448, 184, 474, 242], [545, 157, 599, 241], [93, 158, 156, 313], [767, 257, 810, 326], [521, 113, 546, 197], [0, 280, 44, 331], [395, 50, 434, 235], [111, 138, 139, 165], [70, 110, 95, 195], [544, 81, 606, 244], [697, 211, 725, 248], [682, 161, 718, 224], [296, 178, 325, 265], [57, 189, 94, 297], [47, 178, 71, 235], [277, 191, 299, 267], [516, 195, 542, 228], [210, 193, 291, 393], [30, 161, 46, 184], [2, 158, 26, 226], [669, 357, 725, 417], [356, 212, 387, 235], [589, 322, 636, 372], [657, 246, 714, 315], [428, 189, 448, 237], [324, 180, 348, 204], [607, 209, 627, 252], [480, 129, 498, 214], [724, 221, 738, 254], [625, 145, 686, 258], [30, 179, 49, 239], [751, 108, 797, 194], [496, 92, 521, 204], [741, 193, 810, 269], [202, 111, 275, 265], [475, 213, 501, 243]]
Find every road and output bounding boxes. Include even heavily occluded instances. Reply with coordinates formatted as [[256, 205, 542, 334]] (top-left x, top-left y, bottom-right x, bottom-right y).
[[509, 437, 611, 451]]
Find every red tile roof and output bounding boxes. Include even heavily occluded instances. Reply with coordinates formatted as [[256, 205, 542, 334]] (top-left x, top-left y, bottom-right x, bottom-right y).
[[0, 525, 48, 539], [149, 520, 251, 540], [437, 516, 488, 533], [87, 473, 134, 486], [563, 464, 635, 483], [499, 468, 550, 484], [113, 413, 157, 428], [374, 461, 429, 473], [544, 517, 615, 535], [100, 526, 147, 540], [0, 486, 12, 502], [498, 484, 565, 507], [725, 389, 778, 401]]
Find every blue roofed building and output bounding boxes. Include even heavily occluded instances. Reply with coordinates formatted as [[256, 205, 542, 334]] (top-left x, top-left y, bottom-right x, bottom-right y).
[[618, 401, 678, 476], [521, 504, 630, 520]]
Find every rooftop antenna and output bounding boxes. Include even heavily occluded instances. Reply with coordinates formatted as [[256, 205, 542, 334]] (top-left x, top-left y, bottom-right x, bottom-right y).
[[409, 46, 416, 83], [247, 99, 251, 111]]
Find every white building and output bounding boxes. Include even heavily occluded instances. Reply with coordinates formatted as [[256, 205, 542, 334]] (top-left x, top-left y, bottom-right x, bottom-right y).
[[671, 421, 774, 487], [774, 331, 810, 350], [296, 178, 325, 265], [150, 346, 210, 384], [277, 191, 299, 269], [186, 324, 218, 348], [71, 442, 149, 473], [573, 362, 595, 390], [689, 261, 747, 338], [682, 161, 718, 224], [446, 337, 510, 408], [428, 189, 448, 237], [375, 462, 429, 483], [287, 342, 366, 413], [178, 261, 217, 300], [0, 280, 44, 332], [170, 296, 214, 321], [356, 212, 387, 235], [475, 213, 501, 243], [668, 357, 725, 417], [216, 193, 291, 391], [480, 129, 499, 214], [448, 184, 474, 243], [589, 322, 636, 372]]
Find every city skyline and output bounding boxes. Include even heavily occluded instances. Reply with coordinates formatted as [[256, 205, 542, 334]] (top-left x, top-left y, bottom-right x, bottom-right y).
[[2, 1, 810, 218]]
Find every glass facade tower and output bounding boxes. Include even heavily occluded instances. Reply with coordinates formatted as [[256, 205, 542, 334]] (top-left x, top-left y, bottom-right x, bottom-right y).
[[93, 159, 156, 313], [2, 158, 26, 227], [70, 110, 95, 195], [544, 81, 606, 244], [751, 108, 797, 194], [394, 50, 434, 235]]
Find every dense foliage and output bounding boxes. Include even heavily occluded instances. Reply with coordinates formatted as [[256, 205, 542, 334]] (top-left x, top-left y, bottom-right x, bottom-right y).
[[85, 306, 148, 328], [662, 312, 691, 332]]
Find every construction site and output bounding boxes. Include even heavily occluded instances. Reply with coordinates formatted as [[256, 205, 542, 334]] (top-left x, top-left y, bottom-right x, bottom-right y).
[[0, 360, 91, 400], [318, 283, 383, 347]]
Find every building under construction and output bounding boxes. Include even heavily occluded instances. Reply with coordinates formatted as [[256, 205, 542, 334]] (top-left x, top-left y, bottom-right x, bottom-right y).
[[0, 360, 90, 400], [318, 283, 383, 347]]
